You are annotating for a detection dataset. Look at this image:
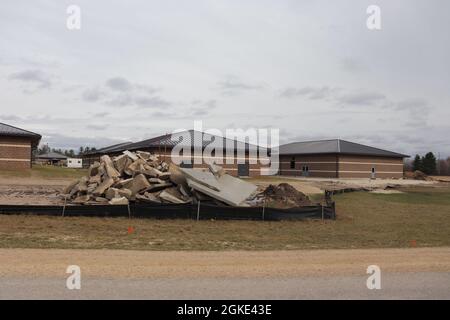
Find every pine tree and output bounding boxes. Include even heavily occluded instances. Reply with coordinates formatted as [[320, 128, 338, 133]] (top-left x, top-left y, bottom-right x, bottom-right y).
[[412, 154, 422, 172], [422, 152, 437, 175]]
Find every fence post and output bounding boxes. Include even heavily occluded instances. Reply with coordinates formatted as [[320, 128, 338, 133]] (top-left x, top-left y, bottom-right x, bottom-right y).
[[262, 197, 266, 221], [127, 203, 131, 219], [62, 195, 67, 217], [197, 200, 201, 221], [321, 204, 324, 221]]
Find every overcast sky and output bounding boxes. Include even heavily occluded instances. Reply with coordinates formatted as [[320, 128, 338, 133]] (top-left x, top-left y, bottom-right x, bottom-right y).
[[1, 0, 449, 157]]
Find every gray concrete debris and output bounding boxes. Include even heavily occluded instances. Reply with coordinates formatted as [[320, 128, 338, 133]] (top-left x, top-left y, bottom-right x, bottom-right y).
[[186, 174, 257, 206], [208, 163, 225, 177], [95, 197, 109, 203], [179, 168, 222, 191], [93, 177, 114, 196], [148, 178, 166, 184], [146, 182, 172, 193], [63, 150, 259, 207], [63, 180, 79, 194], [72, 194, 90, 204], [109, 197, 129, 205], [159, 189, 189, 204], [123, 174, 150, 196], [123, 150, 138, 161], [136, 192, 161, 203]]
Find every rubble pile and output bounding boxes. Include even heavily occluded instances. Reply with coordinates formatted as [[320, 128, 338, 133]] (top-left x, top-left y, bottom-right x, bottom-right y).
[[249, 183, 312, 208], [62, 150, 258, 206]]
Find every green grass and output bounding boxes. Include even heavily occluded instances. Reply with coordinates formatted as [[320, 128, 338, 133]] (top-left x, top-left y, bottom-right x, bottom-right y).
[[0, 164, 87, 179], [0, 186, 449, 250]]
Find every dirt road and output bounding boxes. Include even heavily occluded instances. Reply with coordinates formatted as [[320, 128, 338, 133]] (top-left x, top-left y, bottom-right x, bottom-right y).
[[1, 247, 449, 279], [0, 247, 449, 299]]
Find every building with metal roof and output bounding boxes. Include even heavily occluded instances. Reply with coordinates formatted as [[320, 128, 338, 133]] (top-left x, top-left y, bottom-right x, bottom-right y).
[[0, 122, 41, 170], [278, 139, 408, 179], [36, 152, 67, 166], [83, 130, 270, 177]]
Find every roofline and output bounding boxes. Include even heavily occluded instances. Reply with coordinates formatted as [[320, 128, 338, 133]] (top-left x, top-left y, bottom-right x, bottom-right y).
[[279, 138, 338, 148], [337, 139, 409, 158], [280, 151, 409, 158], [0, 122, 41, 138], [108, 130, 269, 152], [279, 138, 409, 158]]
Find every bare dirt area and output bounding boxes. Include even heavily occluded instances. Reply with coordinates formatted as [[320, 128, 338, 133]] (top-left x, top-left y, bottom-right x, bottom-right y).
[[0, 247, 448, 279], [247, 176, 443, 196], [0, 178, 69, 205]]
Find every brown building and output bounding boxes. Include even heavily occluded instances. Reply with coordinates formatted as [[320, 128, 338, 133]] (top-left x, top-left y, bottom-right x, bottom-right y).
[[36, 152, 67, 166], [0, 122, 41, 170], [83, 130, 270, 177], [278, 139, 408, 179]]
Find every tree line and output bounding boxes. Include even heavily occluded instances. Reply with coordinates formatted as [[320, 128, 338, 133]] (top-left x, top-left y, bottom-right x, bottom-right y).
[[37, 145, 97, 157], [405, 151, 450, 175]]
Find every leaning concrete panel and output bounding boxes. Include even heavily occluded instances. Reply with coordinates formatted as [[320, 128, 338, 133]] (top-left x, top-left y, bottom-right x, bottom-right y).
[[179, 168, 222, 191], [186, 174, 257, 206]]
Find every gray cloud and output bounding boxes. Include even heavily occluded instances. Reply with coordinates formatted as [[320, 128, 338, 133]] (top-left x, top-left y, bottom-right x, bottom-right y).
[[8, 69, 52, 89], [337, 91, 386, 106], [82, 77, 168, 108], [105, 94, 133, 107], [106, 77, 132, 92], [340, 57, 368, 73], [218, 77, 265, 95], [41, 133, 125, 150], [0, 114, 22, 121], [280, 86, 336, 100], [134, 96, 171, 108], [82, 87, 104, 102], [86, 124, 107, 130]]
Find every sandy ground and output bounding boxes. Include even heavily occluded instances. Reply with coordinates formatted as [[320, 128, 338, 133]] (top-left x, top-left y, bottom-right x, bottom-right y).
[[1, 247, 449, 279], [0, 177, 72, 205], [0, 176, 74, 186], [249, 176, 444, 196]]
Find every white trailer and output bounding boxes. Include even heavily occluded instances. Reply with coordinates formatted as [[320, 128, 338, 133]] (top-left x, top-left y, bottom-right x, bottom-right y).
[[67, 158, 83, 168]]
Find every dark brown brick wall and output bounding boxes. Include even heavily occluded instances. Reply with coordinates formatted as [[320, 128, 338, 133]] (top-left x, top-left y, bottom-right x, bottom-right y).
[[338, 155, 403, 178], [278, 153, 404, 179], [278, 154, 338, 177], [0, 136, 32, 170]]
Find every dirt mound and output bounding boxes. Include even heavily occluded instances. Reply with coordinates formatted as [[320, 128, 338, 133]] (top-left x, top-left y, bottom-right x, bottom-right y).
[[405, 170, 431, 181], [261, 183, 312, 208]]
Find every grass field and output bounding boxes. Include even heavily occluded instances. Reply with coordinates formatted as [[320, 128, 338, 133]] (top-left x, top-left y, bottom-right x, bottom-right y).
[[0, 164, 87, 179], [0, 186, 449, 250]]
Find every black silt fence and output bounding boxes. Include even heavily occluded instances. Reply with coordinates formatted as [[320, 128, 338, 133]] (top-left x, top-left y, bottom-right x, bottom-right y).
[[0, 202, 336, 221]]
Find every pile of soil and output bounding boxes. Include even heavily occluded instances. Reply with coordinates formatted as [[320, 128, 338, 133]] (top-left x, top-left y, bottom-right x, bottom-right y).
[[261, 183, 312, 208], [405, 170, 431, 181]]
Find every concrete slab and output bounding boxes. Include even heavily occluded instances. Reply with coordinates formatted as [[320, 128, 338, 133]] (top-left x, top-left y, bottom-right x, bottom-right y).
[[123, 150, 138, 161], [186, 174, 257, 206], [93, 177, 114, 196], [123, 174, 150, 196], [146, 182, 172, 193], [179, 168, 221, 191], [159, 189, 189, 204], [109, 197, 129, 205]]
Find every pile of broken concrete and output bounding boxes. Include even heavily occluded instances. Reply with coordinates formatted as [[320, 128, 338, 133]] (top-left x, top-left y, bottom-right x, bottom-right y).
[[62, 150, 258, 207]]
